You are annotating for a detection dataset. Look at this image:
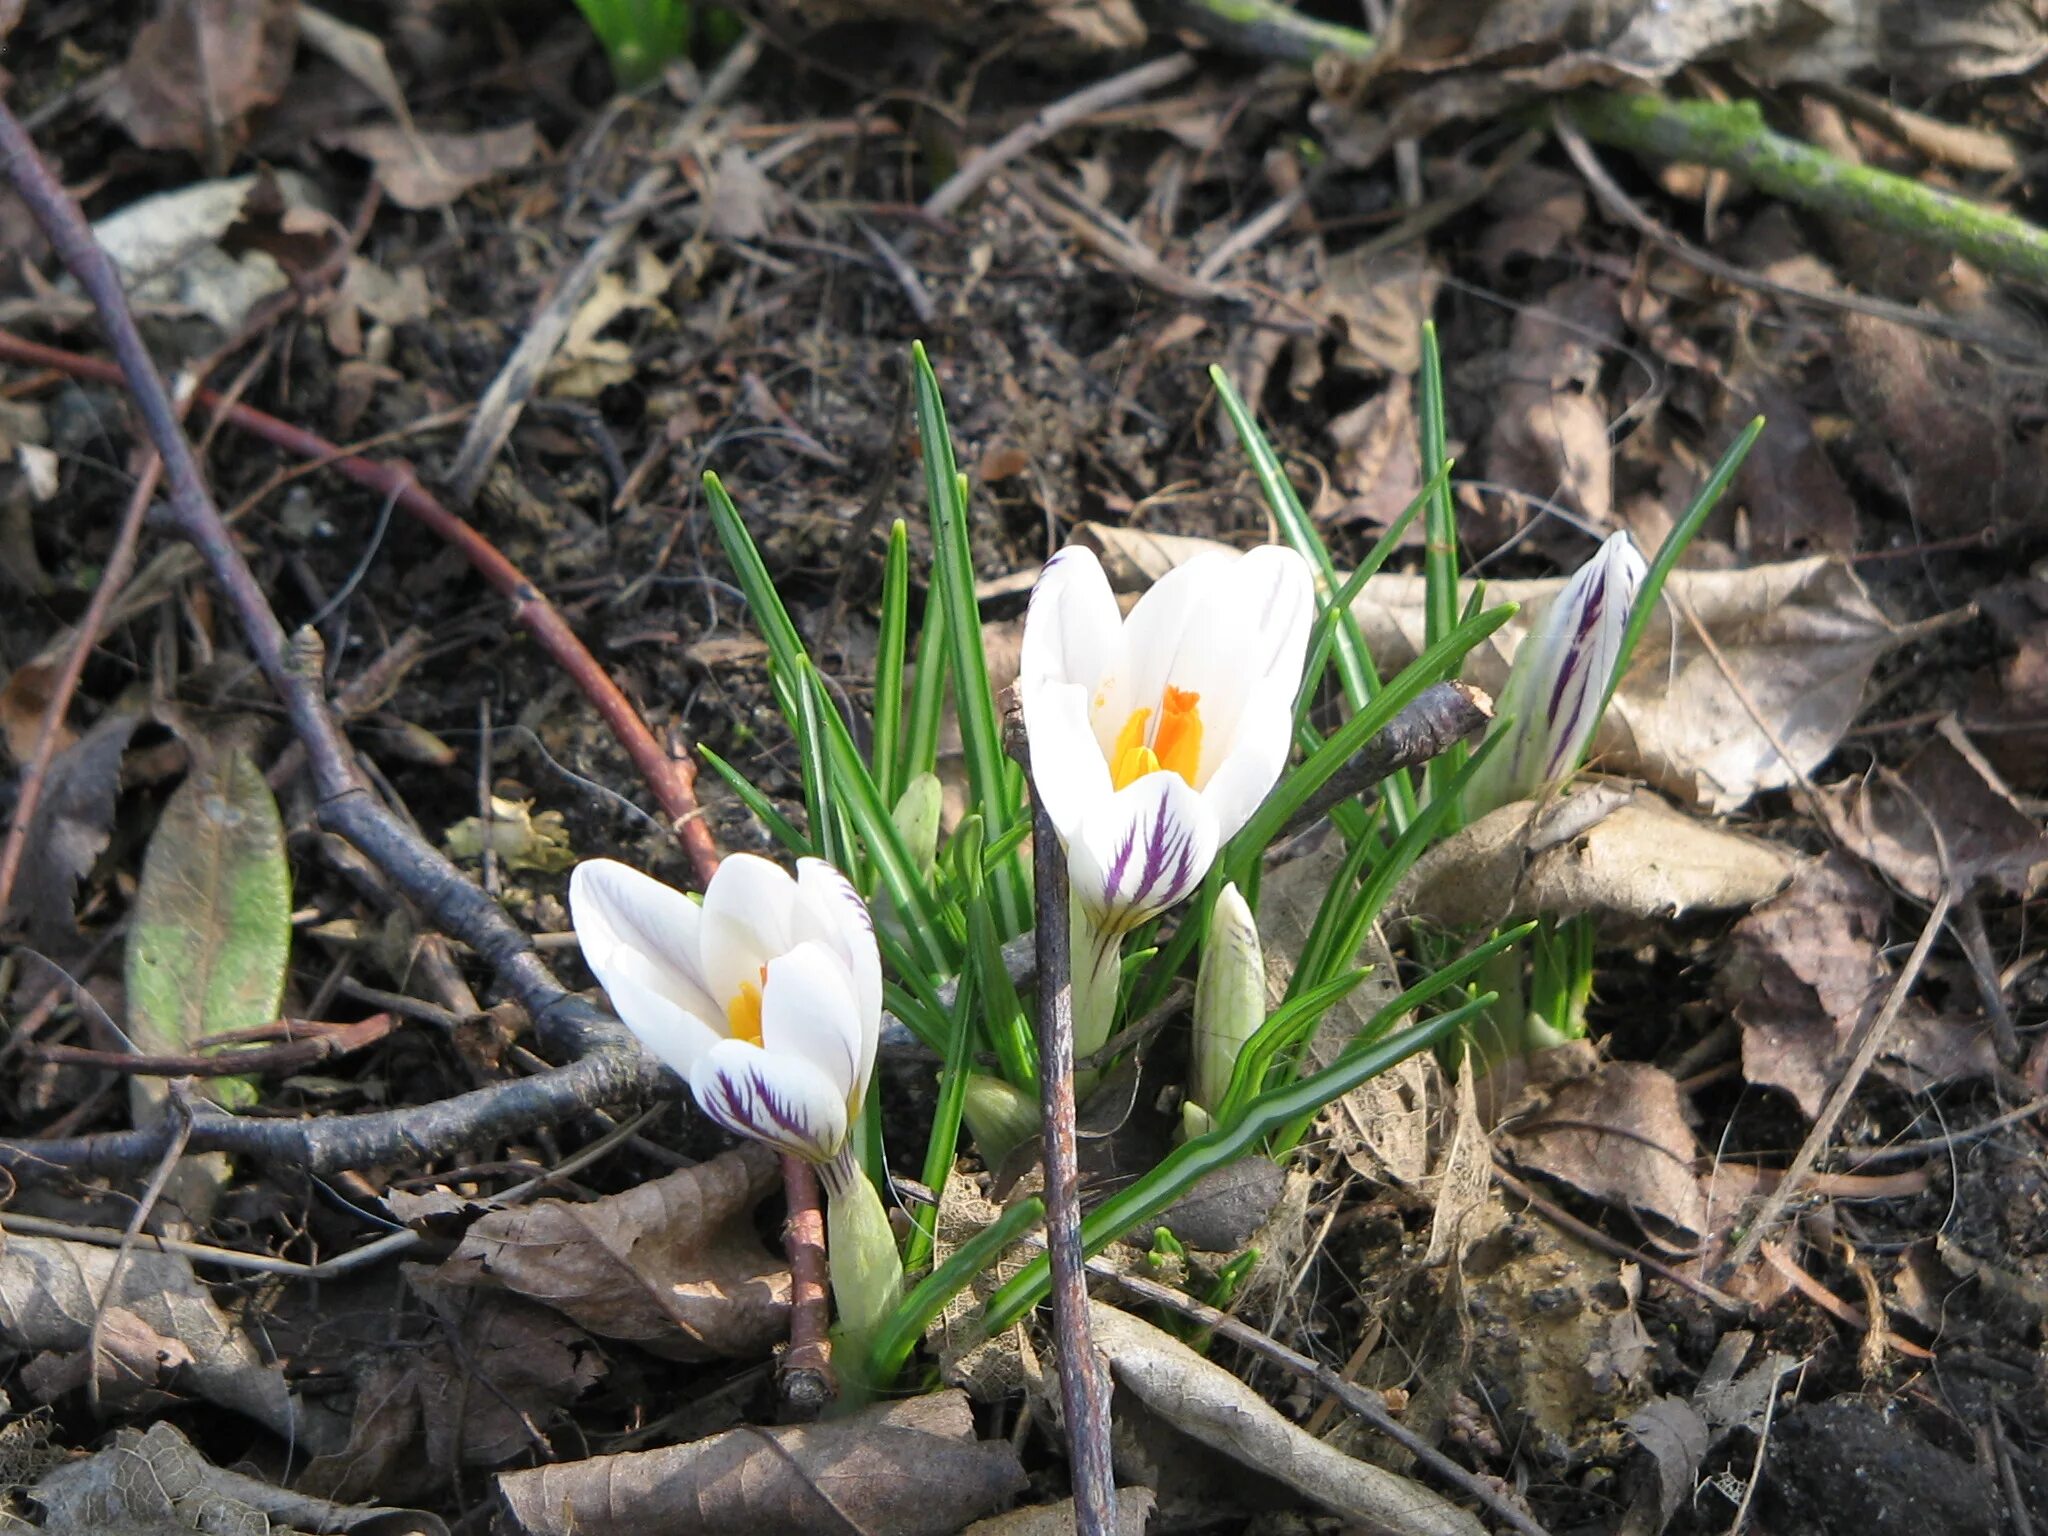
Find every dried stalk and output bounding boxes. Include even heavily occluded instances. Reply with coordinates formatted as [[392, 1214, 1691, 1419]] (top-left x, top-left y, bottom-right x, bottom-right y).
[[1010, 712, 1116, 1533]]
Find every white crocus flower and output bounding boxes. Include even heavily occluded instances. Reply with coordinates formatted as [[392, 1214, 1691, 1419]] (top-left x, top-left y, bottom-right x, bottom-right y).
[[1462, 531, 1647, 820], [568, 852, 881, 1172], [1019, 543, 1314, 1059], [570, 852, 902, 1368]]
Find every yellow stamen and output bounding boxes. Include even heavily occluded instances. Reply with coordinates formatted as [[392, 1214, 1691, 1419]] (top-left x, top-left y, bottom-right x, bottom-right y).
[[1110, 705, 1154, 790], [1108, 690, 1204, 790], [727, 965, 768, 1046]]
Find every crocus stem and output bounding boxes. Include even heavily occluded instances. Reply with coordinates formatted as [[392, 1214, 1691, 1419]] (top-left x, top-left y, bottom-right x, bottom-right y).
[[1068, 893, 1123, 1072], [820, 1144, 905, 1397]]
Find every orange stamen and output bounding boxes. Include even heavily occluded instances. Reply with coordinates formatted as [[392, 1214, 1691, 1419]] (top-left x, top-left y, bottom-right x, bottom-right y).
[[1154, 686, 1203, 785], [1107, 690, 1205, 790]]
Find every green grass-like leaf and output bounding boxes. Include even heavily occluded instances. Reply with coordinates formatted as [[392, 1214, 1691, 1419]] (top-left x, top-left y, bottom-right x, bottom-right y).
[[572, 0, 693, 87], [1225, 600, 1516, 875], [869, 1195, 1046, 1388], [911, 343, 1030, 933], [978, 991, 1495, 1334], [874, 519, 911, 810]]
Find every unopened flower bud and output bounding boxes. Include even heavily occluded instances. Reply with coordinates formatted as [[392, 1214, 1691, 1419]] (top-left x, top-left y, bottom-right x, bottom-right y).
[[1189, 882, 1265, 1121]]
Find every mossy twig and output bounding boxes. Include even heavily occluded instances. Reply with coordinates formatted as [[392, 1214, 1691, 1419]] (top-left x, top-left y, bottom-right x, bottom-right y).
[[1565, 91, 2048, 290]]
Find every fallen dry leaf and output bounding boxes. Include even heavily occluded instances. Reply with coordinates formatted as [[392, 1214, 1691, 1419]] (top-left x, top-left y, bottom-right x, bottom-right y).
[[434, 1143, 790, 1361], [90, 170, 333, 331], [1476, 161, 1586, 276], [297, 4, 417, 132], [18, 1305, 193, 1411], [30, 1419, 446, 1536], [1834, 312, 2048, 541], [1089, 1302, 1485, 1536], [706, 146, 780, 241], [1482, 276, 1621, 548], [493, 1389, 1027, 1536], [1969, 578, 2048, 793], [1316, 244, 1443, 376], [1500, 1057, 1707, 1250], [1822, 729, 2048, 902], [101, 0, 297, 169], [1077, 522, 1920, 814], [1720, 363, 1858, 559], [300, 1279, 605, 1505], [1395, 786, 1799, 929], [324, 122, 540, 210], [1321, 377, 1423, 533], [963, 1489, 1156, 1534], [1261, 835, 1434, 1186], [0, 1230, 297, 1440], [4, 707, 139, 947], [442, 794, 576, 873], [1720, 853, 1997, 1118], [549, 246, 675, 398]]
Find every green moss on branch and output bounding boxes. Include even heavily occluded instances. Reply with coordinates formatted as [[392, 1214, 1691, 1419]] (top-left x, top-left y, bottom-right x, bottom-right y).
[[1564, 91, 2048, 289]]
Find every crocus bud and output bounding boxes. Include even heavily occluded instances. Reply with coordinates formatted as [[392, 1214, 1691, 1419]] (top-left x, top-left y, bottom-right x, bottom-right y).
[[1463, 532, 1646, 820], [960, 1072, 1040, 1170], [1188, 882, 1265, 1123], [892, 771, 944, 878]]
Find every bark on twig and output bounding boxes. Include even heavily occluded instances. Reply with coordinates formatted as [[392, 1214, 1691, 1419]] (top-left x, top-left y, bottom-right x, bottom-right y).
[[1281, 681, 1491, 838], [0, 102, 660, 1178], [777, 1153, 837, 1412], [0, 327, 721, 882], [1008, 714, 1116, 1535], [0, 113, 836, 1403]]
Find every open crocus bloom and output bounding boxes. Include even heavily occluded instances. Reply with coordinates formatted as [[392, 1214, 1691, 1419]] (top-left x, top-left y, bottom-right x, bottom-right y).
[[568, 853, 881, 1168], [1463, 530, 1647, 819], [1019, 543, 1315, 933]]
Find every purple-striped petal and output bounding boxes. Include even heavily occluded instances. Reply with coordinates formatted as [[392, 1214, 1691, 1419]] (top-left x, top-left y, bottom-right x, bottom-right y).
[[1068, 771, 1220, 934], [1464, 531, 1647, 816], [688, 1038, 848, 1163]]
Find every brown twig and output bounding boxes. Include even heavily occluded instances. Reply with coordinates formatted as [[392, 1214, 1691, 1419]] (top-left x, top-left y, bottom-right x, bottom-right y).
[[1281, 681, 1491, 838], [0, 99, 659, 1178], [0, 326, 720, 883], [23, 1014, 396, 1077], [924, 52, 1196, 219], [0, 454, 157, 917], [1010, 714, 1116, 1533], [777, 1153, 836, 1412]]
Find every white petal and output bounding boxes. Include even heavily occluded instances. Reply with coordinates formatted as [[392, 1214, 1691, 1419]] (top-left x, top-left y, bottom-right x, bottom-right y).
[[1195, 686, 1297, 843], [598, 966, 724, 1079], [689, 1038, 848, 1162], [1111, 552, 1231, 749], [1020, 545, 1124, 698], [698, 853, 799, 1019], [759, 941, 865, 1106], [793, 857, 882, 1093], [1068, 771, 1219, 933], [569, 860, 720, 1023], [1022, 678, 1112, 844], [1162, 546, 1316, 783]]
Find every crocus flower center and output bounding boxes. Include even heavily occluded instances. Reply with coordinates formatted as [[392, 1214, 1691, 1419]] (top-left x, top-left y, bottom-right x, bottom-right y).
[[726, 965, 768, 1046], [1109, 685, 1204, 790]]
